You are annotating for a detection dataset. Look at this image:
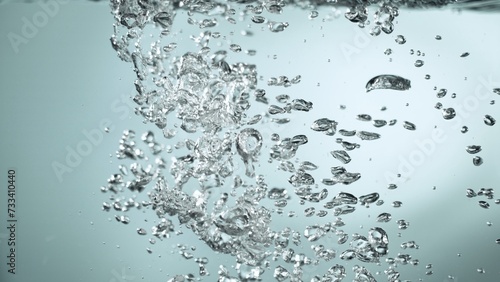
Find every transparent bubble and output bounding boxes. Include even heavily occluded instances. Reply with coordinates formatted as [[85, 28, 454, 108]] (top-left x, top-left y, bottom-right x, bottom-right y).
[[395, 35, 406, 44]]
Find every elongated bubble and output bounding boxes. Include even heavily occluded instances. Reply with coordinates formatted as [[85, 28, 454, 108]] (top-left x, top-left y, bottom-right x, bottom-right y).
[[466, 145, 482, 154], [366, 75, 411, 92], [403, 121, 417, 131], [373, 120, 387, 127], [331, 150, 352, 164], [357, 131, 381, 140]]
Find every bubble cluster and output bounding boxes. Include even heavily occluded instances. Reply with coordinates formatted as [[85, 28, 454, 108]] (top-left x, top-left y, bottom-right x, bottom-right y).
[[100, 0, 500, 280]]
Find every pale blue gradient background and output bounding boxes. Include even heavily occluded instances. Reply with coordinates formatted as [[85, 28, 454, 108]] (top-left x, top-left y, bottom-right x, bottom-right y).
[[0, 1, 500, 281]]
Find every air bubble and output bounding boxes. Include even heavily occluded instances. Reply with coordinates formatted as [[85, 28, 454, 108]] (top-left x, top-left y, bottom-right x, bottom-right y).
[[366, 75, 411, 92], [442, 108, 456, 120], [395, 35, 406, 44], [473, 156, 483, 166], [479, 201, 490, 209], [437, 88, 447, 98], [466, 145, 482, 154], [230, 44, 242, 52], [252, 16, 266, 24], [403, 121, 416, 131], [484, 115, 496, 126]]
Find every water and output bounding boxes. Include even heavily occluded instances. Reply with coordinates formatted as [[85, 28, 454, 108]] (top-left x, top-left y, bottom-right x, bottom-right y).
[[101, 0, 500, 280], [2, 0, 499, 281]]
